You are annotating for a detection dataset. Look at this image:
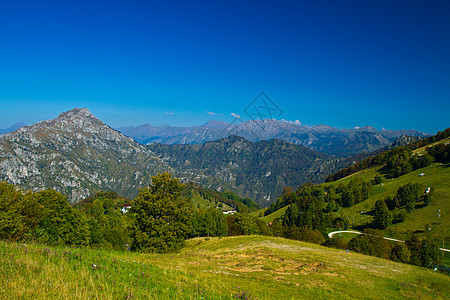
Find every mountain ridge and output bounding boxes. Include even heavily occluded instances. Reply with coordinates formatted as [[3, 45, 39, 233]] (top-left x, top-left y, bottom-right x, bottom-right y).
[[0, 122, 27, 135], [0, 108, 171, 203], [147, 134, 349, 206], [0, 108, 347, 206], [0, 108, 431, 206], [118, 119, 429, 157]]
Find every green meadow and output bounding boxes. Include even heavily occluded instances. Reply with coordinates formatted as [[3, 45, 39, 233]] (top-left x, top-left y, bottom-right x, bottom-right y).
[[325, 162, 450, 242], [2, 236, 449, 299]]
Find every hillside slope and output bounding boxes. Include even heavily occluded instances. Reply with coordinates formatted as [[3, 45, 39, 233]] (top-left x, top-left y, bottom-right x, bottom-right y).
[[261, 130, 450, 246], [2, 236, 449, 299], [333, 163, 450, 242]]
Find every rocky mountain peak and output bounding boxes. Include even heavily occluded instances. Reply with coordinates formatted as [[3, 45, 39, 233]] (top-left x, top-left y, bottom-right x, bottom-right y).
[[201, 120, 229, 130], [0, 108, 170, 203], [49, 107, 103, 132], [55, 107, 95, 121]]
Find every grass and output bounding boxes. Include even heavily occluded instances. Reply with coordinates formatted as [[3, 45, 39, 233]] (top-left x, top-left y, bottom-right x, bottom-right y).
[[250, 207, 267, 218], [329, 232, 361, 242], [325, 163, 450, 243], [260, 206, 288, 224], [2, 236, 450, 299]]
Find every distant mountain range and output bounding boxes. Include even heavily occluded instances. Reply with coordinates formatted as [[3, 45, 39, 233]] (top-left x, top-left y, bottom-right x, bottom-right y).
[[148, 135, 349, 205], [118, 120, 429, 157], [0, 122, 26, 135], [0, 108, 348, 206]]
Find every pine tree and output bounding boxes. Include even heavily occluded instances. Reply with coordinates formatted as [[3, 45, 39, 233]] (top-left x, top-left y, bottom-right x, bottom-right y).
[[373, 199, 392, 229]]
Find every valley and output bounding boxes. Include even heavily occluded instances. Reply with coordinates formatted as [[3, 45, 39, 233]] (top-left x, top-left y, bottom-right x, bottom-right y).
[[1, 108, 449, 299]]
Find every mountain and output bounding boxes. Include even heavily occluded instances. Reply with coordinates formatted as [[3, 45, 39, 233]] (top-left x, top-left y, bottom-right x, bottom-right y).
[[0, 122, 27, 135], [0, 108, 350, 206], [118, 119, 429, 157], [117, 120, 229, 145], [118, 123, 199, 144], [387, 135, 423, 149], [0, 108, 171, 203], [148, 135, 349, 206]]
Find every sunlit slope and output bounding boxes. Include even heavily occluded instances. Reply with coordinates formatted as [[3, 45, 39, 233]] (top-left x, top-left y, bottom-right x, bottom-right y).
[[333, 163, 450, 240], [2, 236, 449, 299]]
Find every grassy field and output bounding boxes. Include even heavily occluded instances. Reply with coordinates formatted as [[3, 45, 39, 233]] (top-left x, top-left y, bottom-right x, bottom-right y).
[[2, 236, 449, 299], [260, 206, 289, 224]]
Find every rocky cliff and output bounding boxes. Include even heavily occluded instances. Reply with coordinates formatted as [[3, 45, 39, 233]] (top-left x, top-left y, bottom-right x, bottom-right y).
[[0, 108, 171, 203]]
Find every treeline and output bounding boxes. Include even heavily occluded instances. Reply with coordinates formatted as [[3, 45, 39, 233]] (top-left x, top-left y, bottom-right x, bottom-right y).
[[326, 128, 450, 182], [265, 178, 372, 217], [263, 181, 371, 245], [263, 178, 440, 268], [345, 229, 440, 267], [0, 183, 91, 246], [0, 175, 265, 253]]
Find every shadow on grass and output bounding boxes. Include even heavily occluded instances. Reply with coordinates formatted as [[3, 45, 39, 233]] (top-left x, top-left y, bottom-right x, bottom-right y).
[[361, 210, 375, 217], [353, 223, 375, 232]]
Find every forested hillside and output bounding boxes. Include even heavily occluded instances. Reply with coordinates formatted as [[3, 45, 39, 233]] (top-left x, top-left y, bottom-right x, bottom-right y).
[[260, 128, 450, 268]]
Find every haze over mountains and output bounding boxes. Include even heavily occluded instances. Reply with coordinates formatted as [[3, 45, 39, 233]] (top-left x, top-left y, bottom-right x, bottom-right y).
[[118, 120, 429, 157], [0, 122, 27, 135], [148, 135, 348, 204], [0, 108, 429, 206]]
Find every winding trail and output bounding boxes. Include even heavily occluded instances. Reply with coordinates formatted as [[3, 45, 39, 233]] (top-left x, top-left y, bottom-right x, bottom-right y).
[[328, 230, 450, 252]]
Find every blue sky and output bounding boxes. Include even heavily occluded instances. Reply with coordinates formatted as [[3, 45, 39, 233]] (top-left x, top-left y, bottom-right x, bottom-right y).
[[0, 0, 449, 134]]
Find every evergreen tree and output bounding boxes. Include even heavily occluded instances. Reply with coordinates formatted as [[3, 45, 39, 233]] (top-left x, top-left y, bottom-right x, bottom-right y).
[[373, 199, 392, 229], [283, 204, 299, 228], [374, 175, 383, 185]]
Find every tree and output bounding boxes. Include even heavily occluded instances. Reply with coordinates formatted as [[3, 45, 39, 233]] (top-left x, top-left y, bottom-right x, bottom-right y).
[[130, 173, 193, 253], [373, 199, 392, 229], [34, 189, 90, 246], [407, 236, 439, 267], [422, 193, 432, 206], [374, 175, 383, 185], [196, 208, 228, 237], [283, 204, 298, 228], [226, 213, 259, 236], [396, 182, 422, 207], [0, 182, 39, 241], [79, 193, 133, 250], [347, 229, 391, 259], [390, 243, 411, 263]]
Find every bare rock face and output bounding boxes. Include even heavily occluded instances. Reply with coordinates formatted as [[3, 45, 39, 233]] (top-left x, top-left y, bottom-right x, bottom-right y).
[[0, 108, 170, 203]]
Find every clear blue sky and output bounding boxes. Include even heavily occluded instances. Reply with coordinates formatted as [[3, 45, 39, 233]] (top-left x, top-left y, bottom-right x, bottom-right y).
[[0, 0, 449, 134]]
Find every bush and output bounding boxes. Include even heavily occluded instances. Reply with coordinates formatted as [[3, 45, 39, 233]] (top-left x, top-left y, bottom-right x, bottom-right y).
[[390, 243, 411, 263], [347, 229, 392, 259]]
